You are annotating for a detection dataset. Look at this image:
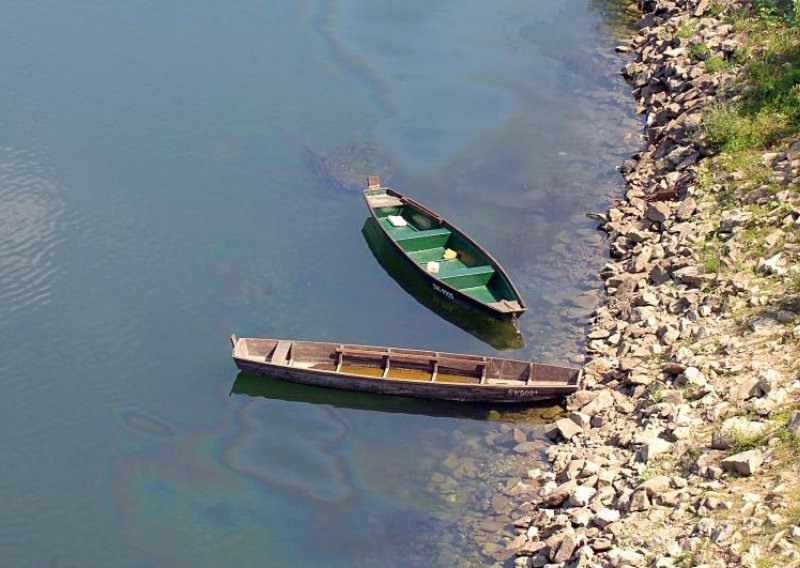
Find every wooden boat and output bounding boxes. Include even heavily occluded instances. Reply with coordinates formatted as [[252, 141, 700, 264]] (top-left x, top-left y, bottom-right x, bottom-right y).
[[363, 176, 526, 320], [361, 217, 525, 350], [231, 335, 580, 403]]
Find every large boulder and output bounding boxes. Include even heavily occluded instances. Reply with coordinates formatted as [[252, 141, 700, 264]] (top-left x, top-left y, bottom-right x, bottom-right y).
[[721, 450, 764, 476]]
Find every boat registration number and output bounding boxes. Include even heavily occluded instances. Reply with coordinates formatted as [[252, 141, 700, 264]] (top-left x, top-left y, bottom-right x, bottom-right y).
[[432, 282, 454, 300], [509, 389, 537, 397]]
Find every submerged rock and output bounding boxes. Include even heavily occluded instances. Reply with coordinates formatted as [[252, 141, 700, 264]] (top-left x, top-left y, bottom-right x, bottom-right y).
[[305, 137, 391, 192]]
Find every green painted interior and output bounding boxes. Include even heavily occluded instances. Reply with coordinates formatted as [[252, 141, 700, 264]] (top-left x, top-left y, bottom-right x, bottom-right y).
[[396, 228, 451, 252], [378, 217, 416, 235], [439, 265, 495, 288], [374, 205, 404, 218], [459, 286, 502, 303], [407, 248, 467, 267], [372, 202, 520, 306]]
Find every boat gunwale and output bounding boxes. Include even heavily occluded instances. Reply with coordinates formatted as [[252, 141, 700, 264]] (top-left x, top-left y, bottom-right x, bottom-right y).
[[362, 184, 527, 316]]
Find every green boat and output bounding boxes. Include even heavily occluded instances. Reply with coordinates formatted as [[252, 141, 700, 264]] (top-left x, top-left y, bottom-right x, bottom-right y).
[[361, 218, 524, 350], [363, 176, 526, 321]]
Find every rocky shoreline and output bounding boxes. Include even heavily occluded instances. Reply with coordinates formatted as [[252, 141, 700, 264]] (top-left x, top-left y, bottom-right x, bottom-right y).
[[501, 0, 800, 566]]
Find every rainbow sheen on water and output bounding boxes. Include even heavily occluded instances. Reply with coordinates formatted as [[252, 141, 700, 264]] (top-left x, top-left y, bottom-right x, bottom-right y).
[[0, 0, 638, 566]]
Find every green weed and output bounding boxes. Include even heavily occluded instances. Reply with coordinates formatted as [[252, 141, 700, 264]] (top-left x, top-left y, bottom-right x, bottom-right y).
[[706, 55, 732, 72], [727, 429, 768, 455], [708, 2, 727, 17], [690, 43, 713, 61], [677, 21, 700, 39]]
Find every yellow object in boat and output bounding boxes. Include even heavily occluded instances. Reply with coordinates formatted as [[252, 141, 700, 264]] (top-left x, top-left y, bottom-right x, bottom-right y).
[[443, 248, 458, 260]]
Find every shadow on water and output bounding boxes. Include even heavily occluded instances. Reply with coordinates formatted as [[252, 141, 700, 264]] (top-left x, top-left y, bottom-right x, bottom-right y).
[[229, 371, 549, 422], [361, 218, 525, 351]]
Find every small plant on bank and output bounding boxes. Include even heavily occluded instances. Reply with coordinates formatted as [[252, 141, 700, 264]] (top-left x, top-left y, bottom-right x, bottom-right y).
[[705, 54, 732, 73], [726, 428, 769, 455], [707, 2, 727, 17], [637, 468, 657, 483], [647, 383, 664, 403], [699, 234, 724, 274], [677, 20, 700, 39], [689, 42, 713, 61], [785, 272, 800, 295]]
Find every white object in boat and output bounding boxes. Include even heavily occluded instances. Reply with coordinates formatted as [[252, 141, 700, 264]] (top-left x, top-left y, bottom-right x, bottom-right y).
[[387, 215, 408, 227]]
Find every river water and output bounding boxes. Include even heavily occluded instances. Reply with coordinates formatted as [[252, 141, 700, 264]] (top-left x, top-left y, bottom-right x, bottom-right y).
[[0, 1, 638, 566]]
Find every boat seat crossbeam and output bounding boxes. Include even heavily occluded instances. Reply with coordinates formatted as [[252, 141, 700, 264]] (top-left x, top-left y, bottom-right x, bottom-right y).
[[439, 265, 495, 288], [271, 340, 293, 364], [335, 346, 485, 379], [394, 228, 451, 252]]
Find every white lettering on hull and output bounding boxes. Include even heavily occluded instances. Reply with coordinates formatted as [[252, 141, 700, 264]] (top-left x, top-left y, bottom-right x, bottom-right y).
[[508, 389, 537, 397], [432, 282, 454, 300]]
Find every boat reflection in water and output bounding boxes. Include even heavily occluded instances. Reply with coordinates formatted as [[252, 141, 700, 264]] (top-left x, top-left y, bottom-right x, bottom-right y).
[[361, 218, 525, 351], [230, 371, 536, 421]]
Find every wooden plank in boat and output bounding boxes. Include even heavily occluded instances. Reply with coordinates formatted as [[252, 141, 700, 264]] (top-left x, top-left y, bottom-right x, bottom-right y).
[[367, 195, 403, 208], [336, 347, 488, 374], [271, 340, 292, 364]]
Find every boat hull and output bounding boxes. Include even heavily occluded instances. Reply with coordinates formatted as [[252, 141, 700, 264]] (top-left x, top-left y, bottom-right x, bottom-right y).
[[362, 182, 526, 321], [233, 358, 576, 404], [362, 218, 524, 349], [363, 217, 523, 324]]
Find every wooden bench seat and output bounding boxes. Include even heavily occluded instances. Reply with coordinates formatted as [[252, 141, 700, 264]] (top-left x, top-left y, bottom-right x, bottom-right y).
[[395, 227, 451, 251], [439, 265, 495, 288]]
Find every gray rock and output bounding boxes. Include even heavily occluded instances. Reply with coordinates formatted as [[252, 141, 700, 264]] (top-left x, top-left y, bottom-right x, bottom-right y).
[[639, 438, 673, 462], [659, 325, 680, 345], [591, 538, 612, 552], [568, 485, 597, 507], [756, 252, 785, 275], [593, 508, 620, 528], [639, 291, 659, 306], [570, 508, 593, 527], [639, 475, 672, 497], [787, 141, 800, 160], [675, 197, 697, 220], [735, 376, 770, 401], [788, 411, 800, 437], [626, 371, 652, 386], [721, 449, 764, 476], [650, 263, 672, 285], [628, 489, 651, 512], [646, 202, 672, 223], [658, 490, 683, 507], [672, 266, 712, 287], [541, 480, 578, 507], [545, 418, 583, 441], [567, 390, 601, 412], [581, 390, 615, 416], [718, 416, 769, 446], [552, 533, 578, 563], [633, 248, 653, 273], [719, 210, 751, 232], [569, 411, 591, 429], [761, 152, 782, 166], [611, 548, 646, 567]]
